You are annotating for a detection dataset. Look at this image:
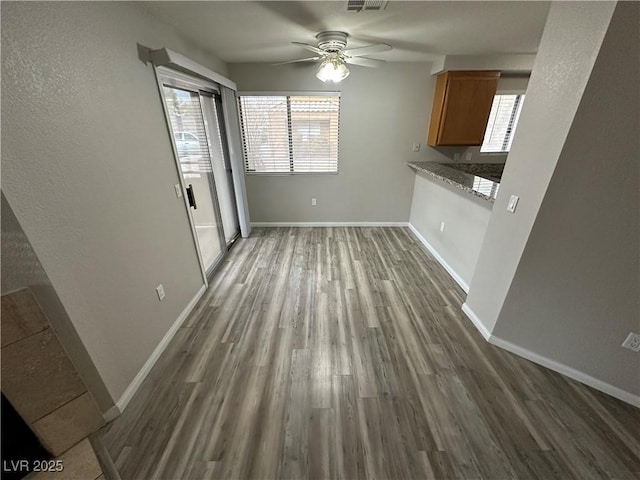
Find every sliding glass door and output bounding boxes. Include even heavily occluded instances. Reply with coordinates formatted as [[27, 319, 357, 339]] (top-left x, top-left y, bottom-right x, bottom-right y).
[[201, 94, 240, 244], [158, 69, 240, 277]]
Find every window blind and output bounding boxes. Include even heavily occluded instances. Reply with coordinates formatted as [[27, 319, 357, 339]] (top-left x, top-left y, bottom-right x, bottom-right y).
[[481, 94, 525, 153], [238, 94, 340, 174]]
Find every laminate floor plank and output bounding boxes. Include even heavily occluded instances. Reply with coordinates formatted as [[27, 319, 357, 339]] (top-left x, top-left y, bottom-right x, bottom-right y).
[[101, 227, 640, 479]]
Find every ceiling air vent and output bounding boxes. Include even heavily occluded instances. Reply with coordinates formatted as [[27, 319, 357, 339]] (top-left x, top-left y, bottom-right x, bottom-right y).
[[346, 0, 388, 12]]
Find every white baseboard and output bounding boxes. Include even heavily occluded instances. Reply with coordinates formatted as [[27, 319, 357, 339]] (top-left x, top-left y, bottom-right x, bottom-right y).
[[461, 302, 492, 340], [116, 284, 207, 413], [461, 303, 640, 407], [102, 405, 121, 423], [489, 335, 640, 408], [251, 222, 409, 227], [407, 223, 469, 293]]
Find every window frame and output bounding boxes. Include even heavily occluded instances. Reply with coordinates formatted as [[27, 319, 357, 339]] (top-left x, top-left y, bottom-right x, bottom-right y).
[[238, 91, 341, 176]]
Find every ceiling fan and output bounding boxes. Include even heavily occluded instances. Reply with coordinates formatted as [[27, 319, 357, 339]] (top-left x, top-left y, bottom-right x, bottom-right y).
[[275, 31, 392, 83]]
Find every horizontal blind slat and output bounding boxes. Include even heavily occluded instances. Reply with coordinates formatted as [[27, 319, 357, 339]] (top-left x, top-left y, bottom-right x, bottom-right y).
[[481, 94, 525, 153]]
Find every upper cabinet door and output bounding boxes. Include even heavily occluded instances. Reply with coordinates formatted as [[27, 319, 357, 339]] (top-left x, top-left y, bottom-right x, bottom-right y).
[[427, 71, 500, 147]]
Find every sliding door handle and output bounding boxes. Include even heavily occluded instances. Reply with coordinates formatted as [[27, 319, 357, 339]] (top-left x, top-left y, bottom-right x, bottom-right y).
[[186, 184, 197, 209]]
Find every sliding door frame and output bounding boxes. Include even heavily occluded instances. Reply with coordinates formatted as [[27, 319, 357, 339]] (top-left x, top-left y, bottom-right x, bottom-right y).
[[153, 66, 234, 283], [201, 92, 241, 246]]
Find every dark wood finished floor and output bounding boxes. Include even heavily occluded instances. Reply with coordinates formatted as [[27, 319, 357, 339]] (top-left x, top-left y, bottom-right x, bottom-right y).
[[102, 227, 640, 480]]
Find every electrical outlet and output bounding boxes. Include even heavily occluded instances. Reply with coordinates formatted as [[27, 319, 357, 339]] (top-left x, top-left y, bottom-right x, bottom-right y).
[[453, 153, 460, 162], [440, 221, 445, 232], [622, 332, 640, 352], [412, 142, 421, 152], [156, 284, 165, 301], [465, 152, 473, 161], [311, 198, 317, 206]]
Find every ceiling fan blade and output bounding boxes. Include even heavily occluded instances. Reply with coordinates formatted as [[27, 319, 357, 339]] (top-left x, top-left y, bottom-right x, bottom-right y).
[[273, 56, 321, 66], [344, 56, 386, 68], [343, 43, 392, 57], [292, 41, 326, 55]]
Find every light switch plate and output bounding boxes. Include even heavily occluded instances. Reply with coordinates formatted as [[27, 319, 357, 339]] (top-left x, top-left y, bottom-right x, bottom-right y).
[[156, 284, 165, 301], [174, 184, 183, 198], [507, 195, 519, 213], [622, 332, 640, 352]]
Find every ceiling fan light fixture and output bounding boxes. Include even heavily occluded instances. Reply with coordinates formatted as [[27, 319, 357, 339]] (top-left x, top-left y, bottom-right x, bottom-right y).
[[315, 56, 350, 83]]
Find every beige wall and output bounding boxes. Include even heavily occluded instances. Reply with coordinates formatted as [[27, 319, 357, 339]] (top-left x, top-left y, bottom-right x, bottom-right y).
[[465, 1, 639, 399], [1, 2, 227, 402], [229, 62, 447, 223]]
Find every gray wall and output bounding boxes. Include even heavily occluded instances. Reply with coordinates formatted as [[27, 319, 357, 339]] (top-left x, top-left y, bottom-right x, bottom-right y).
[[409, 173, 492, 289], [465, 1, 616, 331], [496, 75, 529, 94], [229, 62, 444, 223], [432, 54, 536, 75], [405, 75, 529, 293], [2, 2, 227, 402], [466, 1, 639, 398], [494, 1, 639, 397]]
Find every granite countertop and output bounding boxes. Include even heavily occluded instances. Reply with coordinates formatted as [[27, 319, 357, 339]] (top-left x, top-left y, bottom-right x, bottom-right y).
[[407, 161, 502, 203]]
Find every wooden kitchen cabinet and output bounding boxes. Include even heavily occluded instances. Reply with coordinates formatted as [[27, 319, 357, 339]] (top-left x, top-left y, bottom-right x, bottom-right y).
[[427, 71, 500, 146]]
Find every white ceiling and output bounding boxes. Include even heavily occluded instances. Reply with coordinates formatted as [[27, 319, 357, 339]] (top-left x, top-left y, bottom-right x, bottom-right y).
[[141, 1, 551, 64]]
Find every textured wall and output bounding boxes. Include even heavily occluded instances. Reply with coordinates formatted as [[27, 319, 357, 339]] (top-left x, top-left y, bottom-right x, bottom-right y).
[[1, 2, 227, 401], [465, 2, 640, 399], [465, 1, 616, 330], [2, 194, 51, 294], [493, 1, 640, 398], [1, 194, 114, 412]]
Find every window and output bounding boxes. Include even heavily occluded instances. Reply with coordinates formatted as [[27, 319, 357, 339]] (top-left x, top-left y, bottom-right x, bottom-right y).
[[238, 94, 340, 174], [481, 94, 525, 153], [473, 175, 500, 200]]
